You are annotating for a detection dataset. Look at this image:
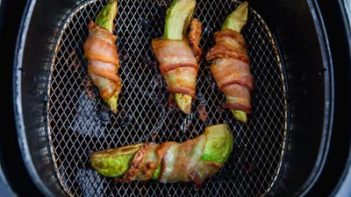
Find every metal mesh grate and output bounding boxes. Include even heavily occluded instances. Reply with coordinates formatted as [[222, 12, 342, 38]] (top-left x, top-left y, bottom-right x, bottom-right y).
[[48, 0, 288, 196]]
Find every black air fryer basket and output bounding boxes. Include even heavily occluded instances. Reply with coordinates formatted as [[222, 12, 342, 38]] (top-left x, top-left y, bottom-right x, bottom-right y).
[[14, 0, 334, 196]]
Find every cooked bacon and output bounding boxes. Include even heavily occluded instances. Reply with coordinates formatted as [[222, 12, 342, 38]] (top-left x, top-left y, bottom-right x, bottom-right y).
[[207, 29, 253, 112], [84, 21, 121, 102], [88, 22, 117, 44], [211, 58, 253, 90], [121, 144, 160, 181], [159, 143, 179, 182], [188, 19, 203, 60], [189, 161, 221, 187], [84, 23, 119, 65], [88, 60, 119, 82], [90, 75, 120, 99], [120, 132, 217, 185], [206, 44, 250, 64], [152, 39, 198, 73], [116, 142, 176, 182], [160, 135, 206, 182], [151, 19, 203, 99], [156, 142, 177, 163], [223, 103, 251, 113], [89, 124, 234, 185], [163, 67, 198, 97], [222, 84, 251, 113], [207, 30, 249, 63], [152, 39, 199, 97], [214, 30, 247, 53]]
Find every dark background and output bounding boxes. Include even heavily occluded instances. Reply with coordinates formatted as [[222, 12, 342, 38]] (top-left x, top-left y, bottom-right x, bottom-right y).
[[0, 0, 44, 196], [307, 0, 351, 196]]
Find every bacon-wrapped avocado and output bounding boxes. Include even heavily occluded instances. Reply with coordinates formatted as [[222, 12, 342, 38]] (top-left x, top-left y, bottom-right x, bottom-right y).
[[90, 124, 233, 186], [206, 2, 253, 122], [84, 0, 122, 113], [152, 0, 202, 114]]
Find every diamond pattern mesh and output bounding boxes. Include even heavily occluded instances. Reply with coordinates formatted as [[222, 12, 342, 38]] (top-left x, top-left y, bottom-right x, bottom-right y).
[[48, 0, 288, 196]]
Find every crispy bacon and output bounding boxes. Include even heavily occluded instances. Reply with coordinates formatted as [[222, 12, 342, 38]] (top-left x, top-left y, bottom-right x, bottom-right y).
[[222, 84, 251, 113], [151, 19, 203, 99], [84, 21, 122, 102], [207, 30, 249, 63], [211, 58, 253, 90], [160, 135, 206, 182], [152, 39, 198, 72], [206, 44, 250, 64], [121, 144, 160, 181], [91, 124, 233, 185], [207, 29, 253, 112], [214, 30, 247, 54], [188, 19, 203, 60], [84, 23, 119, 65], [119, 132, 220, 185], [189, 161, 221, 187], [163, 67, 198, 97], [152, 38, 199, 97]]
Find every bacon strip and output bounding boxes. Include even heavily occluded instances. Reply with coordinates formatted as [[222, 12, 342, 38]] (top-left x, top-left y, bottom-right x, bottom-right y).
[[151, 19, 202, 99], [206, 29, 253, 113], [152, 39, 199, 97], [88, 124, 234, 185], [211, 58, 253, 90], [121, 144, 160, 181], [84, 21, 121, 102], [163, 67, 198, 97], [188, 19, 203, 61], [160, 134, 206, 182], [118, 132, 220, 185]]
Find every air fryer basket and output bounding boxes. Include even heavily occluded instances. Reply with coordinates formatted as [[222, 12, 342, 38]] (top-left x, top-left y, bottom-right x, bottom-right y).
[[49, 0, 287, 196], [14, 0, 333, 197]]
